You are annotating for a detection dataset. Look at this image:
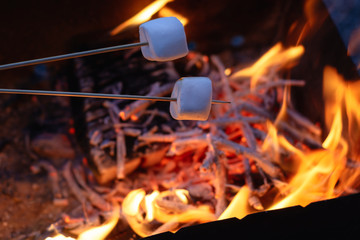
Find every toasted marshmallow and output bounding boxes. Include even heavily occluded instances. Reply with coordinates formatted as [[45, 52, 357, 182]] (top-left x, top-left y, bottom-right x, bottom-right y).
[[170, 77, 212, 121], [139, 17, 188, 61]]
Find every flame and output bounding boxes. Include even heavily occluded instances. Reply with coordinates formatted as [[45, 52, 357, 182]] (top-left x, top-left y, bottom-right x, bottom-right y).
[[45, 204, 119, 240], [144, 190, 160, 221], [45, 235, 75, 240], [158, 7, 188, 26], [219, 66, 360, 220], [110, 0, 172, 36], [218, 186, 252, 220], [122, 189, 215, 237], [262, 85, 291, 164], [230, 43, 304, 89], [268, 66, 359, 210], [77, 204, 120, 240]]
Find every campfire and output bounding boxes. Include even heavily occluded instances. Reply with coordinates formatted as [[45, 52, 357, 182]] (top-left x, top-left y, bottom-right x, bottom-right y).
[[1, 0, 359, 239]]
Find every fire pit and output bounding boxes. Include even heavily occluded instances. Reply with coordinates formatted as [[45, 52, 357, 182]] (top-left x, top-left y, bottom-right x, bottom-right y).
[[0, 0, 359, 239]]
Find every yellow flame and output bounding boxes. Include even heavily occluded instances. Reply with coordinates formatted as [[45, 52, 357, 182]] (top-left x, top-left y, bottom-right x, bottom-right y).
[[231, 43, 304, 89], [122, 189, 215, 237], [145, 190, 160, 221], [268, 66, 359, 210], [324, 66, 360, 159], [174, 189, 190, 203], [122, 189, 153, 237], [218, 186, 252, 220], [323, 66, 345, 131], [158, 7, 188, 26], [77, 204, 120, 240], [123, 188, 146, 216], [262, 86, 290, 164], [262, 121, 281, 164], [220, 66, 360, 220], [46, 204, 120, 240], [110, 0, 172, 36], [45, 235, 75, 240]]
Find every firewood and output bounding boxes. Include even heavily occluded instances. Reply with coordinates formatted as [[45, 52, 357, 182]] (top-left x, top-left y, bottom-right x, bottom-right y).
[[94, 156, 142, 184], [72, 165, 110, 211], [123, 128, 142, 137], [62, 161, 89, 208], [119, 82, 174, 121], [116, 128, 127, 179], [214, 152, 227, 217], [234, 79, 305, 98], [286, 108, 322, 137], [141, 144, 170, 167], [138, 129, 203, 143], [248, 195, 264, 210], [168, 136, 208, 156], [213, 137, 283, 178], [31, 160, 68, 205], [277, 121, 323, 149], [139, 109, 171, 126]]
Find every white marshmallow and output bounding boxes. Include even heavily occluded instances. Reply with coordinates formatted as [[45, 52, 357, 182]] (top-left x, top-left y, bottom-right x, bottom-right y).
[[170, 77, 212, 121], [139, 17, 189, 61]]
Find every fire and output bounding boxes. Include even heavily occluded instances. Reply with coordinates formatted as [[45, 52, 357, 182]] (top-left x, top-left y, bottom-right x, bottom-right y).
[[218, 186, 252, 220], [45, 235, 75, 240], [122, 189, 215, 237], [219, 66, 360, 219], [46, 204, 119, 240], [110, 0, 189, 36], [230, 43, 304, 89], [158, 7, 189, 26], [77, 203, 120, 240], [49, 56, 360, 239], [46, 11, 360, 236], [266, 66, 359, 210], [110, 0, 172, 35]]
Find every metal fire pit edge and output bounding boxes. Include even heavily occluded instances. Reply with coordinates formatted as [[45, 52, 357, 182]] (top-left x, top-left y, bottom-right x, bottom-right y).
[[143, 192, 360, 239]]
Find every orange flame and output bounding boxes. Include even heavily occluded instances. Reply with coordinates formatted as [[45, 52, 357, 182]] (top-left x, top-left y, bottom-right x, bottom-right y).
[[230, 43, 304, 89], [158, 7, 188, 26], [218, 186, 252, 220], [268, 66, 359, 210], [220, 66, 360, 219], [45, 235, 75, 240], [45, 204, 119, 240], [122, 189, 215, 237], [110, 0, 172, 36], [77, 204, 120, 240]]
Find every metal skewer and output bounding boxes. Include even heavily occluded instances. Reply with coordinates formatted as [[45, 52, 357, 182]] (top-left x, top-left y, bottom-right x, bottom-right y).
[[0, 42, 148, 71], [0, 88, 230, 104]]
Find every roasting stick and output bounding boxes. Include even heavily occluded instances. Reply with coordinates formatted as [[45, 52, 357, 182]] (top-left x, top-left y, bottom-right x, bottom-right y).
[[0, 17, 188, 70], [0, 88, 230, 104], [0, 42, 148, 71]]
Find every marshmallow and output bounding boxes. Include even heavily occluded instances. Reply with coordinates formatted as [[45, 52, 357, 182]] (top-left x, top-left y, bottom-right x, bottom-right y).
[[139, 17, 189, 61], [170, 77, 212, 121]]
